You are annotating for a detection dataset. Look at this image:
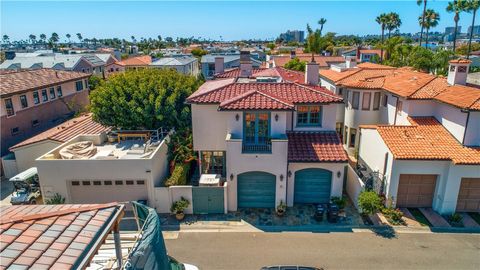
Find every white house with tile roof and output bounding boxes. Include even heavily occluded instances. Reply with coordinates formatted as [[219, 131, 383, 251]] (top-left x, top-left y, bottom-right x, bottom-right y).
[[188, 52, 348, 211]]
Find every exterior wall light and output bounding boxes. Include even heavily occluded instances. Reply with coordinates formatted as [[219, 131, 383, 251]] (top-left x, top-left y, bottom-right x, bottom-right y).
[[275, 114, 279, 121], [287, 170, 292, 178], [337, 171, 342, 178], [235, 114, 240, 121], [230, 173, 234, 181], [280, 174, 284, 182]]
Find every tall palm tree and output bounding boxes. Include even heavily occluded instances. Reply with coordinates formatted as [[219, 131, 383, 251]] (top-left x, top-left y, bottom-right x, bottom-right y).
[[417, 0, 428, 46], [318, 18, 327, 36], [66, 33, 71, 43], [29, 34, 36, 45], [306, 24, 321, 62], [39, 34, 46, 45], [376, 13, 389, 61], [386, 12, 402, 38], [419, 9, 440, 49], [2, 35, 9, 45], [466, 0, 480, 58], [447, 0, 467, 52]]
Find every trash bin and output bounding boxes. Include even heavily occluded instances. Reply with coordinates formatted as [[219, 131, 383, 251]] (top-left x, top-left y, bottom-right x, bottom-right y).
[[327, 203, 339, 223], [314, 204, 325, 222]]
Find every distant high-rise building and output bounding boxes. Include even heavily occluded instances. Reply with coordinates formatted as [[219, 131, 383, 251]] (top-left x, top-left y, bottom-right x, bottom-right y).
[[445, 26, 461, 35], [467, 25, 480, 36], [279, 30, 305, 43]]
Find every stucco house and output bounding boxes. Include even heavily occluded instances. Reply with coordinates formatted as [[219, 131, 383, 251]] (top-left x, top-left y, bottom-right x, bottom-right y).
[[201, 53, 262, 79], [187, 52, 348, 211], [150, 56, 199, 77], [320, 58, 480, 214]]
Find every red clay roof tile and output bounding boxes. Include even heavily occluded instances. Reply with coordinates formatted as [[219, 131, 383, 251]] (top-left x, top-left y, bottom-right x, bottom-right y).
[[287, 131, 348, 162]]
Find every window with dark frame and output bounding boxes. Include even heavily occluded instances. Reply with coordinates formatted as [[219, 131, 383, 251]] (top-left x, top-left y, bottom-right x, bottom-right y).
[[137, 180, 145, 185], [49, 87, 56, 99], [458, 66, 467, 73], [5, 98, 14, 116], [343, 126, 348, 145], [75, 81, 84, 91], [93, 181, 102, 185], [115, 180, 123, 185], [362, 92, 371, 110], [82, 181, 91, 185], [71, 181, 80, 186], [57, 86, 63, 97], [104, 181, 112, 185], [296, 105, 322, 126], [349, 128, 357, 148], [41, 89, 48, 102], [397, 100, 403, 115], [31, 119, 39, 127], [33, 91, 40, 104], [352, 92, 360, 109], [126, 180, 134, 185], [19, 95, 28, 108], [373, 92, 381, 110], [11, 127, 19, 136], [383, 94, 388, 107], [201, 151, 226, 177]]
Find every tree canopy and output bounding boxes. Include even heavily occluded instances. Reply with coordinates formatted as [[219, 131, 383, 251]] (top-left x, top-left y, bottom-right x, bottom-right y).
[[90, 69, 202, 130], [284, 58, 307, 72]]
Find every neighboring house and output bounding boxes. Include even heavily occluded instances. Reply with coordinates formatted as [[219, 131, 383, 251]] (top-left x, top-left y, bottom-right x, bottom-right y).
[[0, 69, 91, 157], [150, 56, 199, 76], [320, 58, 480, 214], [9, 113, 110, 174], [201, 53, 262, 79], [105, 55, 152, 76], [187, 53, 348, 211], [36, 130, 169, 207], [269, 52, 345, 70], [0, 203, 125, 269], [342, 47, 383, 63], [0, 54, 106, 77]]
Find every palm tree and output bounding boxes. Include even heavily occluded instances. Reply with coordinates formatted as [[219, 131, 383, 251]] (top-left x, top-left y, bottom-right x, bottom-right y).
[[318, 18, 327, 36], [2, 35, 9, 45], [386, 12, 402, 38], [76, 33, 83, 43], [417, 0, 428, 46], [419, 9, 440, 49], [39, 34, 46, 45], [29, 34, 36, 45], [306, 24, 321, 62], [131, 36, 136, 43], [466, 0, 480, 58], [376, 13, 389, 61], [447, 0, 467, 52], [66, 33, 71, 43]]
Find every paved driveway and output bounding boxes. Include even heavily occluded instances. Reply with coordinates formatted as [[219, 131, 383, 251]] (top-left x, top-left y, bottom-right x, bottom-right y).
[[0, 178, 13, 206], [165, 231, 480, 270]]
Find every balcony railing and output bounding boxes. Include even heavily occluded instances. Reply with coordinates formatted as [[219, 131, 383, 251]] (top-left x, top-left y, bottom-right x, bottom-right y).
[[242, 140, 272, 154]]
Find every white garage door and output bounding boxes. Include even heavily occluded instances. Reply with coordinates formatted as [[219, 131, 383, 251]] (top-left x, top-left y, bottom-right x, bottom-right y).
[[69, 180, 148, 204]]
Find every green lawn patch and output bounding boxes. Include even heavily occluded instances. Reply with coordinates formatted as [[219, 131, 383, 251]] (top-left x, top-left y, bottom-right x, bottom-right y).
[[408, 208, 432, 227], [468, 212, 480, 225]]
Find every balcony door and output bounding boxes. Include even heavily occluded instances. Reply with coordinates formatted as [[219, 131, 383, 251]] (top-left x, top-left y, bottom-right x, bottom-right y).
[[244, 112, 270, 145]]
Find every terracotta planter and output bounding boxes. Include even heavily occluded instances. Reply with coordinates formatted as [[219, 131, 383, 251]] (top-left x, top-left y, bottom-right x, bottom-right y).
[[175, 212, 185, 221]]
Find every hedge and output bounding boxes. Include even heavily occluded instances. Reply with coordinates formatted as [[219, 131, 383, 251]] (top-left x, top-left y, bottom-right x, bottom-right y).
[[164, 163, 190, 187]]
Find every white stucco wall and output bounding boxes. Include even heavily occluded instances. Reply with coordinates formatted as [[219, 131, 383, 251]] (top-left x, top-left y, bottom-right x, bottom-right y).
[[192, 104, 232, 151], [286, 162, 346, 207], [12, 140, 60, 172], [225, 135, 288, 211], [464, 111, 480, 146], [169, 185, 194, 214], [292, 104, 337, 132], [358, 128, 391, 174]]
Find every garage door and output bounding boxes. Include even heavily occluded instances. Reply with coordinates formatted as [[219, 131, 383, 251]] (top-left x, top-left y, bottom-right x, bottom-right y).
[[294, 168, 332, 204], [69, 180, 148, 204], [396, 174, 437, 208], [238, 172, 276, 208], [456, 178, 480, 212]]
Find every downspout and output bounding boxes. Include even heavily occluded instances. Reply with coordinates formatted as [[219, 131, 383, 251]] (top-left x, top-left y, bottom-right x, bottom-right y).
[[393, 95, 399, 125], [461, 109, 471, 145]]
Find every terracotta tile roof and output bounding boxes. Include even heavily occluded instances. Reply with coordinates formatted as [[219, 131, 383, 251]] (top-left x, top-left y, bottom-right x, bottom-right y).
[[273, 55, 345, 68], [0, 203, 124, 270], [356, 62, 395, 69], [0, 69, 90, 97], [449, 59, 472, 64], [274, 67, 306, 83], [375, 117, 480, 165], [434, 84, 480, 109], [219, 90, 294, 110], [287, 131, 348, 162], [319, 69, 360, 83], [187, 82, 343, 106], [116, 55, 151, 66], [338, 69, 393, 89], [10, 114, 111, 150], [215, 68, 266, 79]]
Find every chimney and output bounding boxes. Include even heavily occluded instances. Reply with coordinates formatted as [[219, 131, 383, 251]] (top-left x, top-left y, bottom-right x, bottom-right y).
[[214, 57, 224, 74], [356, 46, 361, 61], [447, 59, 471, 86], [239, 51, 252, 77], [290, 50, 296, 59], [345, 56, 357, 68], [305, 61, 320, 85]]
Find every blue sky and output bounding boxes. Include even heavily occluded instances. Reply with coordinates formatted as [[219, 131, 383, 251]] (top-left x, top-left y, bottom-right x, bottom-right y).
[[1, 1, 476, 41]]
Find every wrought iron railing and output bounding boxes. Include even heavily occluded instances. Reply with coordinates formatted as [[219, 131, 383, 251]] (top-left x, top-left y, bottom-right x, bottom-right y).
[[242, 140, 272, 154]]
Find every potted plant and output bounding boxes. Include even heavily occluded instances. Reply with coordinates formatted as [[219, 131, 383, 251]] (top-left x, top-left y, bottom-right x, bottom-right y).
[[170, 197, 190, 221], [276, 200, 287, 217], [331, 196, 347, 210]]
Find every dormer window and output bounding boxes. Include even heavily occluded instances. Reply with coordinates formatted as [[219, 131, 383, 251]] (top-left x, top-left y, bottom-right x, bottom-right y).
[[297, 105, 322, 126]]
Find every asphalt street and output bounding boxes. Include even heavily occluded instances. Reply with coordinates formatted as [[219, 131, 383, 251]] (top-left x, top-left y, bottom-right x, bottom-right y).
[[165, 231, 480, 270]]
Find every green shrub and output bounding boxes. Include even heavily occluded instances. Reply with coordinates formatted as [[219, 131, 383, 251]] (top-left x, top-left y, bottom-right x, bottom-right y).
[[382, 207, 404, 225], [331, 196, 347, 209], [45, 193, 65, 205], [448, 213, 463, 224], [170, 197, 190, 214], [164, 163, 190, 187], [358, 191, 383, 215]]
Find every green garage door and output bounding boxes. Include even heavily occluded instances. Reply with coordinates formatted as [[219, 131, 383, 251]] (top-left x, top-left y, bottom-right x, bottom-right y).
[[238, 172, 276, 208], [294, 168, 332, 204]]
